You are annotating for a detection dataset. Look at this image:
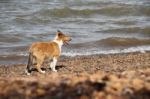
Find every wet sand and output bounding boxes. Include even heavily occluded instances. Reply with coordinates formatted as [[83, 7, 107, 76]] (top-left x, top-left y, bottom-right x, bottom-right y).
[[0, 52, 150, 99]]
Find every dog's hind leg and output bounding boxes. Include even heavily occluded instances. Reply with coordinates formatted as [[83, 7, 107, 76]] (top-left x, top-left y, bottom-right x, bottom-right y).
[[36, 58, 45, 74], [26, 53, 33, 75]]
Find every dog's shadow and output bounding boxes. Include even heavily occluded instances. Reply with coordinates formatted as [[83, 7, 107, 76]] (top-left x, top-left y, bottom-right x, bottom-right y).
[[29, 65, 66, 73], [55, 65, 66, 70]]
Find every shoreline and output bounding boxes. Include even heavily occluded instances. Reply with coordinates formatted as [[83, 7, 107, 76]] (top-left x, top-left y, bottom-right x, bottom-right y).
[[0, 50, 150, 65], [0, 52, 150, 99]]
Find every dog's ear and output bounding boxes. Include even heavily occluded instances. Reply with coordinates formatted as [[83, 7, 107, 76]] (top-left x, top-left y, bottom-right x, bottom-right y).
[[56, 30, 63, 37], [57, 30, 61, 33]]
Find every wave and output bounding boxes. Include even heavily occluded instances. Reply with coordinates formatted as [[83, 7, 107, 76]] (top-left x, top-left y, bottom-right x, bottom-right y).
[[69, 37, 150, 48], [0, 34, 24, 43], [99, 37, 150, 47], [0, 44, 150, 64], [62, 45, 150, 57], [34, 5, 150, 17], [1, 45, 150, 58], [103, 27, 150, 34], [0, 37, 149, 57]]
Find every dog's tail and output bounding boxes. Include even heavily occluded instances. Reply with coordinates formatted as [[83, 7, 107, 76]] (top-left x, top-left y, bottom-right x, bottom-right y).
[[26, 52, 33, 75]]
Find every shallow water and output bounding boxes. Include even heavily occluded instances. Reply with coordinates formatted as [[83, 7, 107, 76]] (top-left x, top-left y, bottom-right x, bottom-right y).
[[0, 0, 150, 64]]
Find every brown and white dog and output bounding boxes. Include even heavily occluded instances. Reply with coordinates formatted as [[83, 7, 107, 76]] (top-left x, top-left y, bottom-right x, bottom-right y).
[[26, 30, 71, 75]]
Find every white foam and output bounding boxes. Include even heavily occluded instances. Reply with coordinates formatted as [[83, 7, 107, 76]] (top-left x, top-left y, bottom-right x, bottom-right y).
[[62, 45, 150, 57], [1, 46, 149, 57]]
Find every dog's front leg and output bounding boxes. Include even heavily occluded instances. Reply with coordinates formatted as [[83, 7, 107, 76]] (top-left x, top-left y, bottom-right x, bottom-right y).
[[50, 57, 57, 72]]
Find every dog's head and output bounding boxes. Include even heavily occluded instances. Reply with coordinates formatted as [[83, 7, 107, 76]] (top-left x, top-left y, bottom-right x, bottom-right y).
[[55, 30, 72, 44]]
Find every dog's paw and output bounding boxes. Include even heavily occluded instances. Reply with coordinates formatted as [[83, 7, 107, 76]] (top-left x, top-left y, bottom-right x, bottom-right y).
[[27, 72, 31, 75], [52, 69, 57, 72], [40, 70, 46, 74], [25, 70, 31, 75]]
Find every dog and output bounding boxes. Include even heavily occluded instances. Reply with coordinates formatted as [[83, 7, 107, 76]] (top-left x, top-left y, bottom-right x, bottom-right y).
[[26, 30, 71, 75]]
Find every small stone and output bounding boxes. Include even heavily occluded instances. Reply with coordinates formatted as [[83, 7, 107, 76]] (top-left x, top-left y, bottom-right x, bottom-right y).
[[132, 78, 144, 91], [109, 75, 119, 82], [145, 82, 150, 90], [112, 82, 123, 94], [36, 88, 46, 96]]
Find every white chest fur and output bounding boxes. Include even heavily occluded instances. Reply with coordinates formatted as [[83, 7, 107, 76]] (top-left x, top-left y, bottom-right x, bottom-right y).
[[53, 39, 63, 52]]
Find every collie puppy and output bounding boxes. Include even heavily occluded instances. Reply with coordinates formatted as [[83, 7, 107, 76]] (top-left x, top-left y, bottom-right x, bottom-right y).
[[26, 30, 71, 75]]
